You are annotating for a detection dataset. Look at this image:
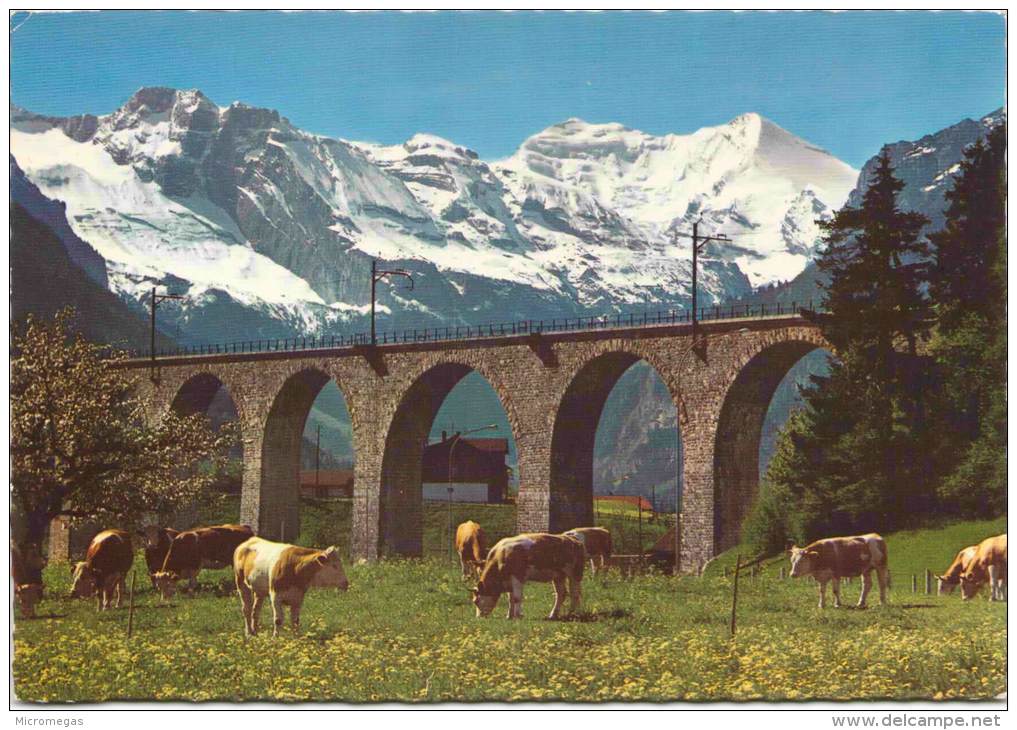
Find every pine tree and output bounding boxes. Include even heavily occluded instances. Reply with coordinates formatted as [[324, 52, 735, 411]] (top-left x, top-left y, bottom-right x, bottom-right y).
[[745, 152, 935, 551], [929, 123, 1007, 515]]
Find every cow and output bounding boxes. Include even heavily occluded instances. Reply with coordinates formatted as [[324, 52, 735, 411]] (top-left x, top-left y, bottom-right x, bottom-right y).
[[153, 524, 254, 599], [562, 527, 613, 575], [11, 540, 44, 619], [959, 534, 1007, 602], [138, 526, 179, 590], [70, 530, 134, 611], [937, 545, 978, 596], [233, 537, 349, 636], [787, 533, 889, 609], [471, 533, 585, 620], [455, 521, 488, 580]]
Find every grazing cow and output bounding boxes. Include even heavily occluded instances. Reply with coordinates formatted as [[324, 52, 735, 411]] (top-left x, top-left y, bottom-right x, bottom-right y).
[[937, 545, 978, 596], [10, 540, 44, 619], [233, 537, 349, 636], [153, 524, 254, 599], [959, 534, 1007, 602], [138, 526, 179, 589], [471, 533, 585, 620], [787, 533, 889, 609], [455, 521, 488, 580], [562, 527, 613, 575], [70, 530, 134, 611]]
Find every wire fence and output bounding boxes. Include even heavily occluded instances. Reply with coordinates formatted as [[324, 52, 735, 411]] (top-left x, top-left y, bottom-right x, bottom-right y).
[[137, 300, 820, 360]]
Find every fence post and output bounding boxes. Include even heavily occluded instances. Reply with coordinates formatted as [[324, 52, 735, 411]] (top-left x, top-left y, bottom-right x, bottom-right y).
[[925, 569, 932, 595], [912, 574, 917, 593], [730, 555, 742, 637], [779, 566, 785, 580], [126, 571, 137, 638]]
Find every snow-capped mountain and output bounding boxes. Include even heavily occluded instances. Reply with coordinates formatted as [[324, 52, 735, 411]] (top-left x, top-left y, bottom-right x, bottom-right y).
[[848, 108, 1005, 232], [10, 88, 858, 344]]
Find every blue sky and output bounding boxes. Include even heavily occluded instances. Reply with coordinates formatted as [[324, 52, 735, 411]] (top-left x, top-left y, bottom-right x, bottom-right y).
[[10, 11, 1005, 167]]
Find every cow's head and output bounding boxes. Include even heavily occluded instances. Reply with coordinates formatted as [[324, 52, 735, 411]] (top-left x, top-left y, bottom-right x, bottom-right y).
[[787, 545, 819, 578], [69, 562, 97, 598], [15, 583, 42, 618], [311, 546, 349, 592], [153, 571, 180, 599], [937, 575, 960, 595], [138, 525, 164, 549], [470, 587, 499, 618], [959, 572, 984, 600]]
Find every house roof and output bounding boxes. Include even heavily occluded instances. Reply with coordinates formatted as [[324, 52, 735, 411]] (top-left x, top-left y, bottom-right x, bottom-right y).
[[595, 495, 655, 511]]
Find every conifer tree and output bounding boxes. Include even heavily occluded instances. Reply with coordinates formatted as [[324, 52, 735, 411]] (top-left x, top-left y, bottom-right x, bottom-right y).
[[929, 123, 1006, 515], [744, 152, 935, 549]]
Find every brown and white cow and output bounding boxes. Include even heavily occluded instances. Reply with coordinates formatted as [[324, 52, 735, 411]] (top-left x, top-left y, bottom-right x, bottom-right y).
[[455, 521, 488, 580], [937, 545, 978, 596], [959, 534, 1007, 602], [138, 526, 179, 590], [153, 524, 254, 599], [562, 527, 613, 575], [70, 530, 134, 611], [471, 533, 585, 620], [11, 540, 44, 618], [233, 536, 349, 636], [788, 533, 889, 609]]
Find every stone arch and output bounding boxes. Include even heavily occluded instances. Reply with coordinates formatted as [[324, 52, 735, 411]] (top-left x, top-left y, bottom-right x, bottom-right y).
[[258, 366, 355, 541], [712, 329, 832, 552], [379, 358, 521, 557], [550, 348, 683, 532]]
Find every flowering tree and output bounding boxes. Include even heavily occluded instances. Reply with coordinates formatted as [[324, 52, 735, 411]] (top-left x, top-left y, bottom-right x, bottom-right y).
[[11, 309, 236, 552]]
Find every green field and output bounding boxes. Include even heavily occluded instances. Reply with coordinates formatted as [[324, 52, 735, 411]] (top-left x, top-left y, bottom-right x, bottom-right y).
[[201, 496, 668, 557], [12, 516, 1006, 703]]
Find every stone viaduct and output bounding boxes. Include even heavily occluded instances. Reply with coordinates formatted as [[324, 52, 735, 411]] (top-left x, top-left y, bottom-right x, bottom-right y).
[[125, 314, 830, 571]]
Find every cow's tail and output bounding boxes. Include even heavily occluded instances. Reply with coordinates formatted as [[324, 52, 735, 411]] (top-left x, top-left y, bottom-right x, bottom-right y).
[[886, 568, 891, 590]]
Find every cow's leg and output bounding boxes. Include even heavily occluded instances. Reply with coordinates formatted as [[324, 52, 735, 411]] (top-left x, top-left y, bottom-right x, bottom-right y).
[[116, 575, 126, 608], [549, 576, 566, 620], [817, 579, 827, 609], [251, 593, 265, 635], [568, 575, 582, 615], [875, 566, 888, 605], [831, 577, 842, 608], [589, 557, 597, 576], [236, 576, 254, 635], [188, 573, 199, 594], [988, 565, 999, 601], [290, 597, 303, 632], [460, 555, 468, 580], [270, 592, 286, 636], [508, 576, 523, 619], [858, 571, 873, 608]]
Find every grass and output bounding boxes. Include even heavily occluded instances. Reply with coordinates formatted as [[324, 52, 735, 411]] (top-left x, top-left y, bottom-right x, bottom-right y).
[[705, 516, 1008, 580], [12, 517, 1006, 703], [201, 496, 666, 557]]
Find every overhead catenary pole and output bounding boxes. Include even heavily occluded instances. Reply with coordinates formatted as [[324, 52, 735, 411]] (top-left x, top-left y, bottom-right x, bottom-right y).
[[673, 221, 732, 340], [149, 286, 186, 379], [370, 259, 414, 346], [315, 424, 321, 493], [446, 423, 498, 564]]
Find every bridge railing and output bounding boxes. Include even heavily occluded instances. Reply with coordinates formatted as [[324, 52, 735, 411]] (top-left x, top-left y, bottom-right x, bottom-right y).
[[139, 300, 819, 359]]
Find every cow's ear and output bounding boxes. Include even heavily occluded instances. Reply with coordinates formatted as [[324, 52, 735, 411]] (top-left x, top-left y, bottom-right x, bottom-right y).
[[315, 553, 329, 566], [806, 550, 820, 559]]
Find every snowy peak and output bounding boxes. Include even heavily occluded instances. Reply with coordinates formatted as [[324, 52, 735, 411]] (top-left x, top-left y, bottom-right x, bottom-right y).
[[11, 88, 861, 343]]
